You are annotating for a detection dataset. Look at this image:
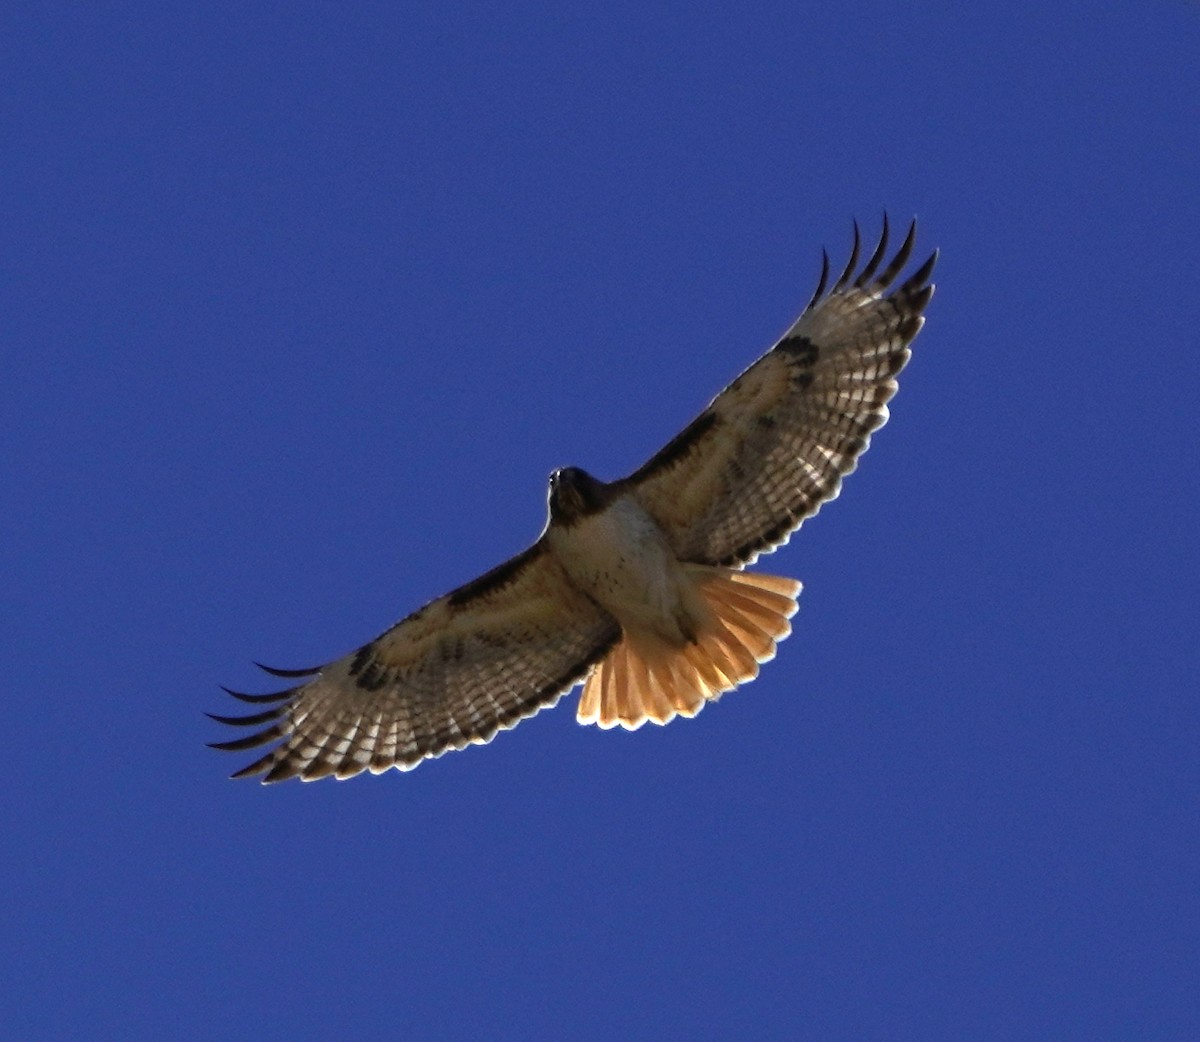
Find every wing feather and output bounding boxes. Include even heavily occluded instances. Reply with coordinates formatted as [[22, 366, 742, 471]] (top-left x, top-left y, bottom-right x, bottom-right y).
[[622, 217, 936, 566], [210, 542, 620, 782]]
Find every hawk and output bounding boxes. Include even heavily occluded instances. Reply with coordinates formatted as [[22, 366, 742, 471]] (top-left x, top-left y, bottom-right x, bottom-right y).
[[210, 218, 936, 782]]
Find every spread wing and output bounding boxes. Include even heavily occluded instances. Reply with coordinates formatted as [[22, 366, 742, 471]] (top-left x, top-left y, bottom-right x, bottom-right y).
[[621, 217, 936, 567], [209, 543, 620, 782]]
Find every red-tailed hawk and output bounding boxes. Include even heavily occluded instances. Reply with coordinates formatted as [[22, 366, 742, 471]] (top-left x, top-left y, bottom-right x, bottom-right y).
[[210, 218, 936, 782]]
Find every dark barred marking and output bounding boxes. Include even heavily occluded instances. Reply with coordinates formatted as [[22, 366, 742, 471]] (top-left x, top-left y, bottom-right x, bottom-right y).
[[532, 630, 618, 703], [349, 644, 372, 677], [719, 533, 784, 569], [806, 413, 885, 443], [686, 217, 936, 569], [625, 409, 718, 484], [425, 723, 460, 755], [447, 543, 542, 608], [781, 335, 820, 366], [438, 637, 466, 664], [219, 620, 620, 782], [350, 648, 390, 691]]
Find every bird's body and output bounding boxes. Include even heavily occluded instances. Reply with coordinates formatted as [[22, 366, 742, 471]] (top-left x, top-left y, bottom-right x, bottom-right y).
[[546, 474, 703, 647], [210, 218, 937, 782], [543, 468, 802, 727]]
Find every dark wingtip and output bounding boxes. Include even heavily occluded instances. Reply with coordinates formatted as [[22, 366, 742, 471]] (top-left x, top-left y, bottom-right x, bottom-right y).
[[208, 724, 285, 753], [875, 218, 918, 288], [907, 283, 934, 314], [804, 248, 831, 312], [220, 685, 295, 705], [832, 219, 862, 291], [855, 213, 890, 287], [903, 247, 939, 292], [264, 759, 302, 784], [228, 751, 277, 780], [206, 706, 287, 728], [255, 661, 323, 679]]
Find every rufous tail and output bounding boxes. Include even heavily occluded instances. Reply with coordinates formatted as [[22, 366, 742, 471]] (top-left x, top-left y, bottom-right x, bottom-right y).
[[577, 567, 801, 730]]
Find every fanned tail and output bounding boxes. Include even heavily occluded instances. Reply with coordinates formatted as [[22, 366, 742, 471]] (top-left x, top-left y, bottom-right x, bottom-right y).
[[577, 568, 801, 730]]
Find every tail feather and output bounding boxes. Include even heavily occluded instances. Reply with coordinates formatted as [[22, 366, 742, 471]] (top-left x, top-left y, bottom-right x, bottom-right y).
[[602, 644, 622, 725], [661, 653, 705, 717], [633, 646, 669, 723], [723, 580, 799, 619], [648, 659, 682, 720], [714, 605, 776, 661], [682, 640, 730, 698], [721, 586, 792, 629], [614, 642, 642, 728], [578, 653, 603, 724], [638, 632, 698, 724], [577, 567, 801, 731], [707, 616, 760, 683], [726, 571, 801, 597]]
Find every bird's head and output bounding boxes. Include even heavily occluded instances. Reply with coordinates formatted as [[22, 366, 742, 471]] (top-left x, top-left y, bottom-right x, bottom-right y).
[[548, 467, 610, 524]]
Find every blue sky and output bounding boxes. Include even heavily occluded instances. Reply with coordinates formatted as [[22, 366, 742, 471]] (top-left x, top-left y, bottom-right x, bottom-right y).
[[4, 2, 1198, 1039]]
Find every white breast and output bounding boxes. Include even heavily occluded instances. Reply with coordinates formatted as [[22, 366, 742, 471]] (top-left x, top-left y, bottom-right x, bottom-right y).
[[547, 496, 695, 642]]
